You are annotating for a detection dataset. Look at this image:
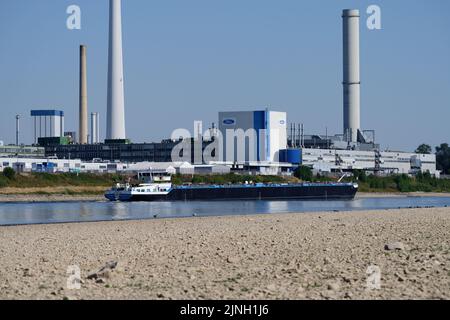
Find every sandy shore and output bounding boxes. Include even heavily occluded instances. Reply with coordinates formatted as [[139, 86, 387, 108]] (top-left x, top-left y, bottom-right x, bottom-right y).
[[0, 207, 449, 300]]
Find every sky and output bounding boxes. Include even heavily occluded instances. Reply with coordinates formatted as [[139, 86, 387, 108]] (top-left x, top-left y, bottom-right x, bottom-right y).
[[0, 0, 449, 152]]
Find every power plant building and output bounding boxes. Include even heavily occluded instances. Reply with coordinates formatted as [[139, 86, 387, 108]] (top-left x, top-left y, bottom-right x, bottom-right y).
[[219, 110, 287, 162], [30, 110, 65, 143]]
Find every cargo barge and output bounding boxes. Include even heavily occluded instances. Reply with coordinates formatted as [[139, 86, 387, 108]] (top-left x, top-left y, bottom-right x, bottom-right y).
[[105, 172, 358, 202]]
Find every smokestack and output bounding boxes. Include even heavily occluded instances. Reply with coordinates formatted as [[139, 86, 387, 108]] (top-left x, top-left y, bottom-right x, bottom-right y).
[[91, 112, 100, 144], [342, 9, 361, 143], [79, 45, 88, 144], [106, 0, 126, 140]]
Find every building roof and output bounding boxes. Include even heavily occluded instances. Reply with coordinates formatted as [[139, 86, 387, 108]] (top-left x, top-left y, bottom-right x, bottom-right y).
[[31, 110, 64, 117]]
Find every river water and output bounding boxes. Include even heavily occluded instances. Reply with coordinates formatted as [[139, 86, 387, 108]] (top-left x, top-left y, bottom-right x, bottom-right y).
[[0, 196, 449, 226]]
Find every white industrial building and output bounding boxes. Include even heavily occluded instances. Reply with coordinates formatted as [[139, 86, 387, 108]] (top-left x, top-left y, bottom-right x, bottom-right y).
[[127, 162, 231, 175], [30, 110, 65, 143], [219, 109, 287, 162], [0, 158, 129, 174], [301, 148, 438, 176], [0, 158, 232, 175]]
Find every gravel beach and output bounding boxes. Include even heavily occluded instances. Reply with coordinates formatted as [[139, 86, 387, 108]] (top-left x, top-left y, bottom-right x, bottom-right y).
[[0, 207, 449, 300]]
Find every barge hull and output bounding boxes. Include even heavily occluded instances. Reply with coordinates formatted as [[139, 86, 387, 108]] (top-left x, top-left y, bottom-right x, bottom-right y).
[[122, 184, 358, 202]]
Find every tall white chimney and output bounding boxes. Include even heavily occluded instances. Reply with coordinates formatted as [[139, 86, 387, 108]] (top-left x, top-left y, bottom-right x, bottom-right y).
[[106, 0, 126, 140], [342, 9, 361, 143]]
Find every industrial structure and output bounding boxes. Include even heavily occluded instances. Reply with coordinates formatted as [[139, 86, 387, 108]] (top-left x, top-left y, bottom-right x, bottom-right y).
[[0, 145, 45, 159], [1, 7, 439, 179], [219, 110, 287, 162], [91, 112, 100, 144], [15, 115, 20, 146], [79, 45, 88, 144], [106, 0, 126, 141], [30, 110, 65, 144], [342, 9, 361, 143]]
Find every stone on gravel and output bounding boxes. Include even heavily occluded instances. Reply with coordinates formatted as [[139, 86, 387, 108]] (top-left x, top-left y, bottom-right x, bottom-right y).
[[87, 261, 118, 280], [385, 242, 405, 251]]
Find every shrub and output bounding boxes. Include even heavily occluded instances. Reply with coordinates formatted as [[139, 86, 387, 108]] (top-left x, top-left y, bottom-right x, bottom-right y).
[[3, 167, 16, 180], [0, 176, 7, 188], [294, 166, 313, 182]]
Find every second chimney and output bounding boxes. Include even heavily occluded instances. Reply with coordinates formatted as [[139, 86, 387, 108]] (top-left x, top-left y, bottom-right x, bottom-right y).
[[79, 45, 88, 144]]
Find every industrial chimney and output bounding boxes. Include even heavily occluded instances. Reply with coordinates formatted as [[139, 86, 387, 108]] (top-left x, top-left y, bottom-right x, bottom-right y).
[[106, 0, 126, 140], [91, 112, 100, 144], [342, 9, 361, 143], [79, 45, 88, 144]]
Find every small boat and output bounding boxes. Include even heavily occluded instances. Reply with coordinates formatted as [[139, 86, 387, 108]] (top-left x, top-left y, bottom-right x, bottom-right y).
[[105, 171, 358, 202]]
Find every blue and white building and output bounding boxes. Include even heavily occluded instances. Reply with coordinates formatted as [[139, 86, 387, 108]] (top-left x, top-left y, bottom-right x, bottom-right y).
[[31, 110, 65, 143], [219, 109, 287, 162]]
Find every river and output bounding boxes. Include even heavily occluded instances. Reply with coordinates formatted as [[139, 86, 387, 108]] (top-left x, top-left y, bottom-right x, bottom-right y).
[[0, 196, 449, 226]]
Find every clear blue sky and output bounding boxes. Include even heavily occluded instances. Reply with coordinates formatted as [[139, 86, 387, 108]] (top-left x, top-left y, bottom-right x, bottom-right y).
[[1, 0, 449, 152]]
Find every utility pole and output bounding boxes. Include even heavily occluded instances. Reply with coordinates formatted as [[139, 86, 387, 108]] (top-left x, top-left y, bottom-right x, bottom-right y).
[[15, 115, 20, 146]]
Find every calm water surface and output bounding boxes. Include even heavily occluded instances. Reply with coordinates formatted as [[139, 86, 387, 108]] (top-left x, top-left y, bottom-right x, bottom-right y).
[[0, 197, 449, 226]]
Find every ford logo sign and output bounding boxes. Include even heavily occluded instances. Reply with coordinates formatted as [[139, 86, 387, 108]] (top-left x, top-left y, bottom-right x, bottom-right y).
[[223, 119, 236, 125], [280, 120, 286, 125]]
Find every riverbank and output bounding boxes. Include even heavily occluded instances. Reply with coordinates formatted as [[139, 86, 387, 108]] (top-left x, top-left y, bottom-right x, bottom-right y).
[[1, 190, 450, 203], [0, 186, 105, 203], [0, 193, 104, 203], [0, 207, 449, 300], [356, 192, 450, 199]]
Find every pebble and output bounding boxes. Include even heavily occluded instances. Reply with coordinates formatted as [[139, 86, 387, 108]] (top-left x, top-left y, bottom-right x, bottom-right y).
[[226, 257, 239, 264], [385, 242, 405, 251], [327, 282, 340, 291], [87, 261, 118, 280]]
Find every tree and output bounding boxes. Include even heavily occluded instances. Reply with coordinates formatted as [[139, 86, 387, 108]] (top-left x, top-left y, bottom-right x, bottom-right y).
[[436, 143, 450, 174], [3, 167, 16, 180], [294, 166, 313, 181], [415, 144, 432, 154]]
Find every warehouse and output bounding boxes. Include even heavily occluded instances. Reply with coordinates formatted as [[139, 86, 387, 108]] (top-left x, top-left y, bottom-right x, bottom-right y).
[[299, 148, 438, 176]]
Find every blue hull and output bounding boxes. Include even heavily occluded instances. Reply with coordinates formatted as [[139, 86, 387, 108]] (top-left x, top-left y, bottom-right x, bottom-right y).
[[116, 183, 358, 202]]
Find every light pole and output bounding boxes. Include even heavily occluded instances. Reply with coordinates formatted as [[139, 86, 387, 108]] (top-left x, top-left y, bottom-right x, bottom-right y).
[[15, 115, 20, 146]]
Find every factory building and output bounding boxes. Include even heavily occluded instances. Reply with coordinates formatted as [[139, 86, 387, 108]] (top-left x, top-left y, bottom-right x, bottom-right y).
[[291, 148, 438, 176], [42, 139, 209, 163], [219, 110, 287, 162], [0, 145, 45, 158], [30, 110, 65, 143]]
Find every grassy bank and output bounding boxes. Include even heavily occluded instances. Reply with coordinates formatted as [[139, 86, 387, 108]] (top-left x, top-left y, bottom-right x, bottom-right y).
[[345, 172, 450, 193], [0, 172, 123, 195], [1, 170, 449, 196], [0, 172, 293, 195]]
